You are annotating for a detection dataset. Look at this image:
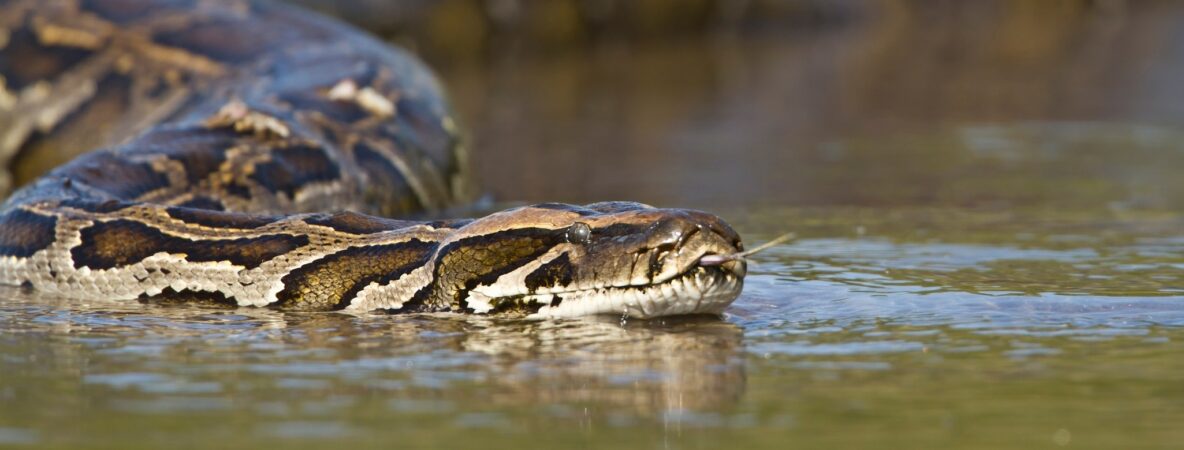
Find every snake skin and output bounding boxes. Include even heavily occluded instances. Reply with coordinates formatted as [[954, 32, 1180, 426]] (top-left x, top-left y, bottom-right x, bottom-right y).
[[0, 0, 746, 318]]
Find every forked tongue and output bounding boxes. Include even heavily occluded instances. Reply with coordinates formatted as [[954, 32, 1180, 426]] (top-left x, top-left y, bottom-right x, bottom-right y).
[[699, 232, 796, 267]]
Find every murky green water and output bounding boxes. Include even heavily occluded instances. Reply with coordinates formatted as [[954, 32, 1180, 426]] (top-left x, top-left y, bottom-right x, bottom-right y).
[[5, 2, 1184, 449]]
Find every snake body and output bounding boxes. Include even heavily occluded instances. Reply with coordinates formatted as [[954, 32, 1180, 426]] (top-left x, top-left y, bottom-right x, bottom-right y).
[[0, 0, 745, 318]]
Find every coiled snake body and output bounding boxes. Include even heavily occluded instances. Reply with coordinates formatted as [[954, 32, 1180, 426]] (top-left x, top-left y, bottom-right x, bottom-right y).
[[0, 0, 745, 318]]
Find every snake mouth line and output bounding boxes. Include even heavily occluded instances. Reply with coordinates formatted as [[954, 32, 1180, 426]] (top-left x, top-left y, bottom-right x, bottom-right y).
[[514, 264, 745, 319]]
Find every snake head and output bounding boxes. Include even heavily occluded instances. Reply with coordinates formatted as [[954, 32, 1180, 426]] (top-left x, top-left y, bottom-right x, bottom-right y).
[[427, 201, 745, 318]]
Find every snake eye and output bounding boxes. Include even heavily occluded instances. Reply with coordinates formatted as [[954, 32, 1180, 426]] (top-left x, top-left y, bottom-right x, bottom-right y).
[[567, 222, 592, 244]]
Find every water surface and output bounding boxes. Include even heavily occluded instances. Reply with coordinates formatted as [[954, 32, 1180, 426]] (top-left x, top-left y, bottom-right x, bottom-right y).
[[2, 193, 1183, 449], [4, 2, 1184, 449]]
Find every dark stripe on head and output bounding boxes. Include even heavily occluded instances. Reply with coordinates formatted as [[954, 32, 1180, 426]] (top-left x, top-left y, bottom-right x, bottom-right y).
[[432, 228, 564, 311], [274, 240, 436, 311], [165, 206, 278, 229], [62, 152, 171, 199], [524, 253, 574, 293], [0, 209, 59, 258], [304, 211, 417, 235], [249, 145, 341, 199], [73, 219, 307, 270], [593, 223, 650, 238]]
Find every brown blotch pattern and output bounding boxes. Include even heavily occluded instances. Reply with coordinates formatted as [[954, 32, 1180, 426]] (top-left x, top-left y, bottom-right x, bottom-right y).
[[275, 240, 436, 311], [249, 145, 341, 199], [137, 127, 236, 184], [432, 228, 563, 310], [166, 206, 278, 229], [524, 253, 574, 293], [59, 152, 172, 199], [0, 209, 59, 258], [73, 219, 308, 270]]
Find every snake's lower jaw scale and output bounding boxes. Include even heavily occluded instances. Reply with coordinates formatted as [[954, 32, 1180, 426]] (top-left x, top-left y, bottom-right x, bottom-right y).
[[0, 0, 746, 318], [527, 269, 744, 320]]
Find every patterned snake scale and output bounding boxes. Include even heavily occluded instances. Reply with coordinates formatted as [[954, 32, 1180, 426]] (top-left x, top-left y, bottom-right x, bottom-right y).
[[0, 0, 746, 318]]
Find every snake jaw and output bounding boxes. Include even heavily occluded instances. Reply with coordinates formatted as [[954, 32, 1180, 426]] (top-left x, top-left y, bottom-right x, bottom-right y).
[[527, 240, 747, 319], [524, 264, 744, 319]]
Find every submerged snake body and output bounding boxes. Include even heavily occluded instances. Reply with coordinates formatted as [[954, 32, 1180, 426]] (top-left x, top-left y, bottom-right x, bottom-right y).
[[0, 0, 745, 318]]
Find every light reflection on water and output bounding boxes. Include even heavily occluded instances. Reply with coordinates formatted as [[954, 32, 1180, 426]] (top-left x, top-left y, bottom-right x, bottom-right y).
[[5, 117, 1184, 446], [2, 202, 1183, 448], [7, 1, 1184, 446], [5, 126, 1184, 447]]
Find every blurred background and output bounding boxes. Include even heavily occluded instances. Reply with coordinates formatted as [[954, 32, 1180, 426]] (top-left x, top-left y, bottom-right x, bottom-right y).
[[290, 0, 1184, 212]]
